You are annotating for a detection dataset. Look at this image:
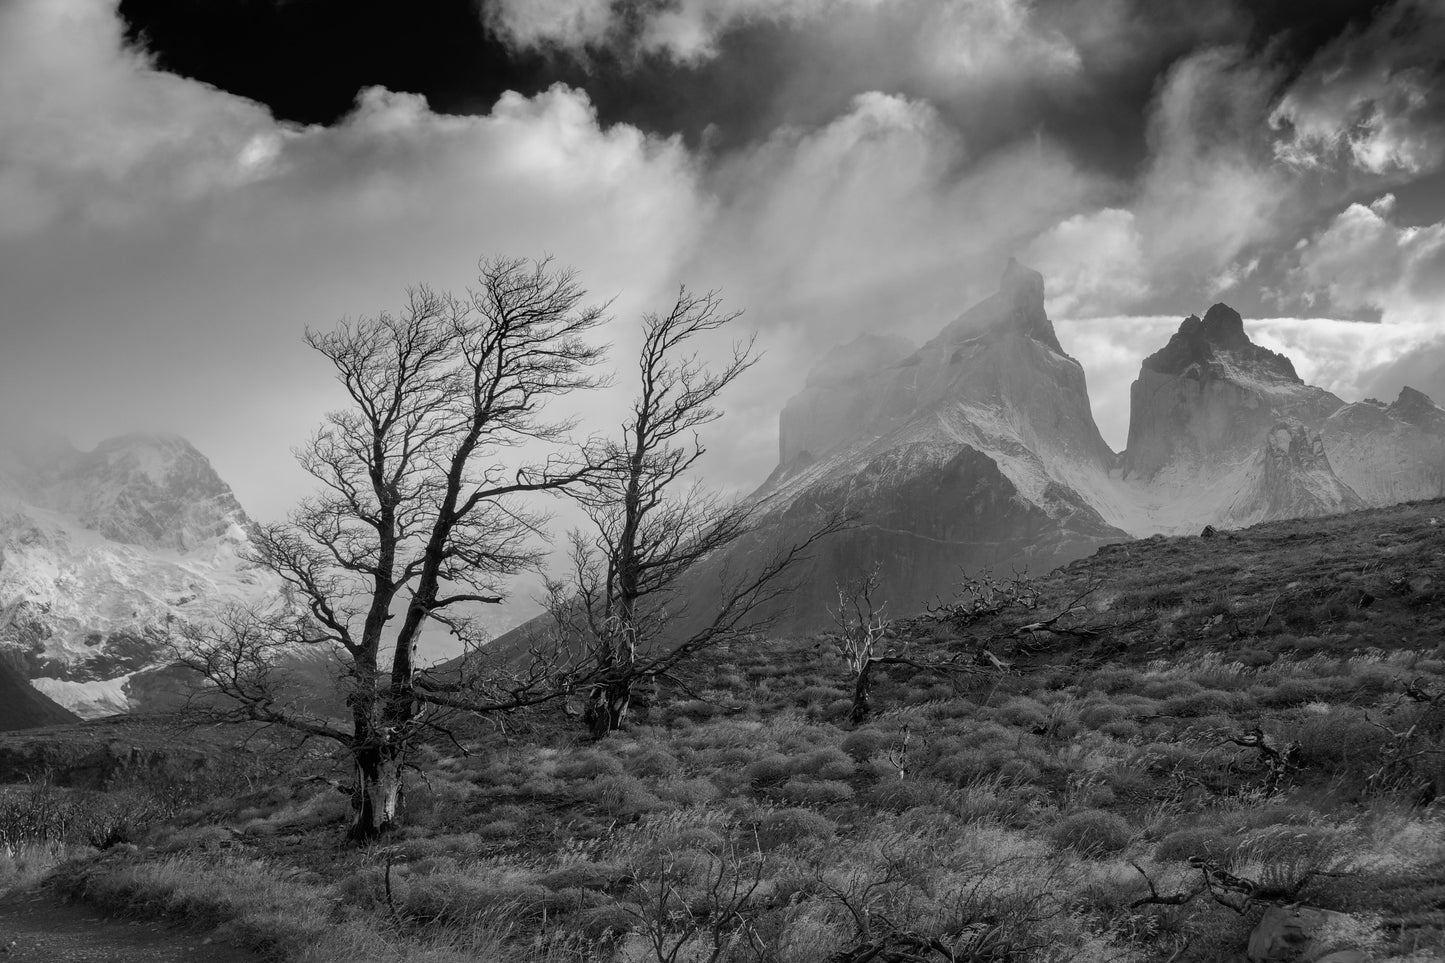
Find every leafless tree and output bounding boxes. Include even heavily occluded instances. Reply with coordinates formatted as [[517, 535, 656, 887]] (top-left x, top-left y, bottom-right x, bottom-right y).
[[547, 287, 843, 737], [830, 568, 1006, 726], [181, 257, 607, 839], [829, 566, 893, 726]]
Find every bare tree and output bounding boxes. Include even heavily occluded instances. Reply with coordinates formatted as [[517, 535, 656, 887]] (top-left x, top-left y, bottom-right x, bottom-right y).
[[549, 287, 843, 737], [829, 567, 1000, 726], [182, 257, 607, 839], [829, 566, 892, 726]]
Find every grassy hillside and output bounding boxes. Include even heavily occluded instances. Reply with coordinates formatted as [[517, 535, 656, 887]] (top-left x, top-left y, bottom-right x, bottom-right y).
[[5, 501, 1445, 962]]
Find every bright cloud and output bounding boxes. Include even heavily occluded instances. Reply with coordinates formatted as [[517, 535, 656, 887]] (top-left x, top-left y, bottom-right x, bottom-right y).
[[1270, 0, 1445, 175], [0, 0, 707, 525], [1294, 195, 1445, 325], [1023, 209, 1147, 317]]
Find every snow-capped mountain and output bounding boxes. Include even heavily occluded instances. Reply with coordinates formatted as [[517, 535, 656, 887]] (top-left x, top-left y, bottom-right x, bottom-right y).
[[1323, 387, 1445, 506], [717, 264, 1443, 629], [746, 260, 1129, 624], [1119, 304, 1344, 482], [0, 433, 272, 718]]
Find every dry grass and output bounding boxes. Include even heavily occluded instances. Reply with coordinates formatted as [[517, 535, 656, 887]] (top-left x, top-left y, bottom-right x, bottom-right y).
[[7, 499, 1445, 961]]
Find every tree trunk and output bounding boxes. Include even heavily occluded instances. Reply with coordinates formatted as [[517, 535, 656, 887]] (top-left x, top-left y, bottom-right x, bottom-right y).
[[848, 662, 873, 727], [350, 745, 404, 841], [584, 676, 633, 738]]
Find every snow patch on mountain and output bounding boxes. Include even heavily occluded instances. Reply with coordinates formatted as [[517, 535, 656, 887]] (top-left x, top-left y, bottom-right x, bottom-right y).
[[0, 434, 274, 718]]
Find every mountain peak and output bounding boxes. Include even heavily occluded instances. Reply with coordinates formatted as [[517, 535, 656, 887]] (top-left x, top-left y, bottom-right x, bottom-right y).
[[0, 431, 252, 552], [1388, 386, 1445, 426], [1000, 257, 1045, 306], [935, 258, 1061, 353], [1143, 303, 1298, 381]]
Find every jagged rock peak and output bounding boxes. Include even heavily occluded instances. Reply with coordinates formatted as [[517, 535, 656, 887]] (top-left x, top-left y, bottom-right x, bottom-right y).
[[805, 334, 914, 388], [1000, 257, 1045, 306], [0, 431, 252, 553], [1142, 303, 1299, 381], [1389, 386, 1445, 425], [936, 258, 1062, 354]]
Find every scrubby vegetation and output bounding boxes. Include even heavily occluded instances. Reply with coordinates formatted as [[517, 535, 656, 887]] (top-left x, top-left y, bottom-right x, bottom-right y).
[[5, 499, 1445, 961]]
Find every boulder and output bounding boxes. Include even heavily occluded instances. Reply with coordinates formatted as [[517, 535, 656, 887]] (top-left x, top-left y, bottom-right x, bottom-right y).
[[1246, 905, 1360, 962]]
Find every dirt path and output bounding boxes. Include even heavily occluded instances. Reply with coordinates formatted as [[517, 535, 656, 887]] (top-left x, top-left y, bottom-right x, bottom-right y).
[[0, 890, 263, 962]]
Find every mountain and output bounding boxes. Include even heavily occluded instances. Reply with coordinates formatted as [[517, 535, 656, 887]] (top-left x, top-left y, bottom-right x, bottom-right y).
[[1102, 305, 1367, 533], [1222, 420, 1366, 525], [0, 433, 271, 718], [0, 432, 251, 552], [1120, 304, 1344, 483], [747, 260, 1128, 625], [0, 651, 80, 731], [475, 264, 1445, 646], [1323, 387, 1445, 506]]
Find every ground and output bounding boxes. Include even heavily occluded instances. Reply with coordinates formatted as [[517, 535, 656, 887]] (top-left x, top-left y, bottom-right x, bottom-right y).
[[2, 499, 1445, 962], [0, 890, 260, 962]]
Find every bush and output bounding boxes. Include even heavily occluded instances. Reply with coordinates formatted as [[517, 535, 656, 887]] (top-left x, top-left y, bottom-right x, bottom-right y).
[[840, 729, 887, 762], [1153, 826, 1241, 863], [556, 750, 625, 781], [623, 746, 681, 778], [401, 876, 559, 926], [859, 779, 950, 812], [742, 755, 794, 790], [776, 777, 854, 807], [990, 696, 1050, 730], [568, 903, 635, 939], [1051, 809, 1133, 857], [653, 777, 721, 806], [1078, 703, 1127, 730], [1162, 689, 1242, 717], [538, 862, 631, 893], [576, 775, 662, 818], [754, 808, 836, 849], [798, 747, 856, 780], [1292, 707, 1393, 774]]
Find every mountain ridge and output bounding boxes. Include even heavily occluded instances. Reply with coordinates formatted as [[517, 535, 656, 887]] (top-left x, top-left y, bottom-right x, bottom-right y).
[[0, 433, 271, 718]]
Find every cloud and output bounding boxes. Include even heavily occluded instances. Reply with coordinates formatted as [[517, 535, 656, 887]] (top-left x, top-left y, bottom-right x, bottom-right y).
[[486, 0, 1081, 81], [1294, 195, 1445, 324], [0, 1, 709, 527], [1016, 47, 1293, 318], [482, 0, 617, 53], [1023, 208, 1147, 317], [0, 0, 280, 235], [1270, 0, 1445, 175], [1131, 47, 1287, 283], [690, 91, 1100, 332]]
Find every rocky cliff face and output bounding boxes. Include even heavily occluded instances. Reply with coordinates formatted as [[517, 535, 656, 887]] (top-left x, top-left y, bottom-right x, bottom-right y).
[[747, 260, 1128, 625], [0, 434, 271, 718], [1323, 387, 1445, 506], [1224, 421, 1366, 526], [1120, 304, 1343, 483], [2, 433, 251, 552]]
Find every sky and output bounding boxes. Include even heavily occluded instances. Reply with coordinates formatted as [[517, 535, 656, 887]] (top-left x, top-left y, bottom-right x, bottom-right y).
[[3, 0, 1445, 532]]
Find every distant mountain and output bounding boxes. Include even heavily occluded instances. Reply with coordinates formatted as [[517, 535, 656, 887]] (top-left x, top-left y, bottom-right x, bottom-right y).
[[1120, 304, 1344, 483], [0, 433, 272, 718], [1323, 387, 1445, 506], [691, 266, 1444, 631], [1223, 421, 1366, 526], [741, 260, 1128, 626]]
